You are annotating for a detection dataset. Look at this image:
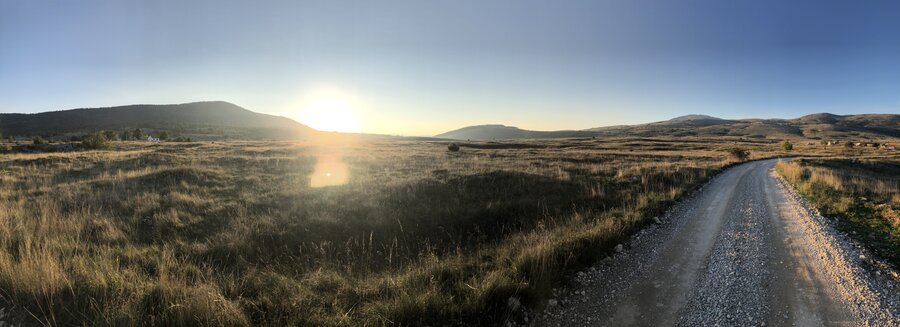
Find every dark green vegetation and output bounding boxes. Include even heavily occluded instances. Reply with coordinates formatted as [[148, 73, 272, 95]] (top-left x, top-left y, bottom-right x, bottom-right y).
[[437, 113, 900, 140], [0, 101, 315, 140], [776, 157, 900, 268]]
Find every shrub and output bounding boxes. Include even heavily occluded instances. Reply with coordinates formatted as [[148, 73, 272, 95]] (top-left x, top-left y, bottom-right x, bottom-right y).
[[159, 131, 170, 141], [102, 130, 118, 141], [447, 143, 460, 152], [81, 132, 111, 150], [32, 136, 46, 145], [726, 148, 749, 161], [781, 140, 793, 151]]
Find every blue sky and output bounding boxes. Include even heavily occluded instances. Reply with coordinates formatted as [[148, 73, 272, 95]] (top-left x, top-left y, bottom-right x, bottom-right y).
[[2, 0, 899, 135]]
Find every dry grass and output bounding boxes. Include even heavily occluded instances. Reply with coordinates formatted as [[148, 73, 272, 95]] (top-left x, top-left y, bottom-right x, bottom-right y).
[[776, 156, 900, 267], [0, 137, 889, 326]]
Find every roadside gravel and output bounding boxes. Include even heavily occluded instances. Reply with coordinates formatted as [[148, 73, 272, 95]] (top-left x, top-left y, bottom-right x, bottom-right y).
[[531, 159, 898, 327]]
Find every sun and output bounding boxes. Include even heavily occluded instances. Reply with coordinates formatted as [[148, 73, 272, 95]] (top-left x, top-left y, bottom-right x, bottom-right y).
[[298, 92, 361, 133]]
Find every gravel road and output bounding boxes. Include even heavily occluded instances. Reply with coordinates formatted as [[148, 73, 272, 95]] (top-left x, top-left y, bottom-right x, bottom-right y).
[[535, 158, 898, 326]]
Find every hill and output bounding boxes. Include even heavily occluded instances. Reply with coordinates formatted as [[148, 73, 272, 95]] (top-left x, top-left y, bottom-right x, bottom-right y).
[[0, 101, 317, 140], [438, 113, 900, 140], [435, 124, 594, 140]]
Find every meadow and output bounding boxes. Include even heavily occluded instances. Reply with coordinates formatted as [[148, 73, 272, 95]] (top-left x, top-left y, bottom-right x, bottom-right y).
[[776, 155, 900, 268], [0, 137, 883, 326]]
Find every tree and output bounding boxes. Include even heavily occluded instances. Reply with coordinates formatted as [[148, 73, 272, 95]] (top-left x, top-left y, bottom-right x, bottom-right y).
[[82, 132, 111, 150], [120, 131, 131, 141], [727, 148, 749, 161], [781, 140, 793, 151], [32, 136, 46, 145], [158, 131, 169, 141], [102, 130, 118, 141], [132, 128, 144, 140]]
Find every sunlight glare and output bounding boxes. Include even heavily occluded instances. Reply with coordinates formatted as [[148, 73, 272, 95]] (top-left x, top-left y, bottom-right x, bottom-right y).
[[299, 90, 361, 133]]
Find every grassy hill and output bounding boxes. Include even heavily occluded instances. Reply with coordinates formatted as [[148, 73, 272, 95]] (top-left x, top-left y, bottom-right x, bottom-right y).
[[437, 114, 900, 140], [0, 101, 317, 140], [435, 124, 594, 140]]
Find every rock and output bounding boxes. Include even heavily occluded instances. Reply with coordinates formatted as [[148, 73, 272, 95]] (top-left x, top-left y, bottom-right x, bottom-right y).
[[508, 296, 521, 311], [548, 299, 558, 306], [653, 217, 662, 224], [614, 244, 624, 253], [859, 254, 867, 261]]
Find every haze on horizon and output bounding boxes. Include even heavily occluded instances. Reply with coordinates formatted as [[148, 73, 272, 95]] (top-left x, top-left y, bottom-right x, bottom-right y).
[[2, 0, 899, 136]]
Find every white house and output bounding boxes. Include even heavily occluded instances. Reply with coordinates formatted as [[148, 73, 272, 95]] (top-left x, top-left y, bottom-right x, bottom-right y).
[[147, 136, 160, 142]]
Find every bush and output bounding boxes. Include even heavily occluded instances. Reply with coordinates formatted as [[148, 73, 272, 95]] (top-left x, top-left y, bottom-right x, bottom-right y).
[[447, 143, 460, 152], [102, 130, 118, 141], [32, 136, 46, 145], [159, 131, 170, 141], [726, 148, 749, 161], [81, 132, 111, 150], [781, 140, 793, 151]]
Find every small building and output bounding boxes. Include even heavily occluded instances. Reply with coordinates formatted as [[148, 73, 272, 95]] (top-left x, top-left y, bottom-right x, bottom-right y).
[[147, 136, 160, 142]]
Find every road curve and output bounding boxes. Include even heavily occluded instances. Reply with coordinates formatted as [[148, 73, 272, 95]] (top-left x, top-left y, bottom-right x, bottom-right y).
[[537, 159, 898, 327]]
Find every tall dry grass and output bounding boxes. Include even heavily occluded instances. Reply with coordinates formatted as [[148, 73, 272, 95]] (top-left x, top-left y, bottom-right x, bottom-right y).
[[0, 137, 815, 325], [776, 157, 900, 267]]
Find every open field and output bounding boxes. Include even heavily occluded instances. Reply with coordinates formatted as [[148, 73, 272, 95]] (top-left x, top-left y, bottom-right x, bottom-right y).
[[776, 155, 900, 268], [0, 137, 894, 326]]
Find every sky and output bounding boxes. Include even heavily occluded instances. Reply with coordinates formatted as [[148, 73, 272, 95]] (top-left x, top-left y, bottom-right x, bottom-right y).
[[2, 0, 899, 136]]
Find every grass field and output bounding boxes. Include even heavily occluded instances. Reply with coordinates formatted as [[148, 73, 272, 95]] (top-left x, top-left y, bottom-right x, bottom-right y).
[[776, 155, 900, 268], [0, 137, 891, 326]]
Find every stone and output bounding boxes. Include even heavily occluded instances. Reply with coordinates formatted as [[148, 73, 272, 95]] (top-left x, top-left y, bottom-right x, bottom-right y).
[[615, 244, 624, 253]]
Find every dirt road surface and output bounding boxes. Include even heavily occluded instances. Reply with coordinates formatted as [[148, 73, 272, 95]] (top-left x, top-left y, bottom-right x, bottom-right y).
[[536, 159, 898, 326]]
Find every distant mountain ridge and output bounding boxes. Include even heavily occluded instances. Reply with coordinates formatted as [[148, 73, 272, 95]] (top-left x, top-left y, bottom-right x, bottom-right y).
[[0, 101, 317, 140], [437, 113, 900, 140], [435, 124, 594, 140]]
